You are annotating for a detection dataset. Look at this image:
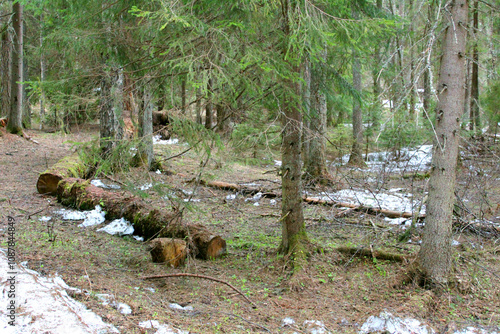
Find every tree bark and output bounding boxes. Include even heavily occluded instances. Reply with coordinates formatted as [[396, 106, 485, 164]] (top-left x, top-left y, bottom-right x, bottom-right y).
[[279, 0, 307, 261], [57, 178, 226, 259], [469, 0, 480, 131], [302, 59, 311, 165], [137, 77, 154, 169], [305, 52, 329, 180], [418, 0, 468, 285], [348, 45, 365, 166], [7, 3, 23, 135], [1, 29, 11, 119], [100, 67, 124, 155], [205, 77, 213, 129]]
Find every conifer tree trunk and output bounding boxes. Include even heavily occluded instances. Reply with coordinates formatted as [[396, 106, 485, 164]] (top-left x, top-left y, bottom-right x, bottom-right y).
[[7, 3, 24, 135], [348, 46, 365, 166], [305, 52, 328, 180], [1, 29, 11, 119], [470, 0, 480, 131], [216, 103, 230, 135], [138, 78, 154, 169], [195, 86, 202, 124], [205, 77, 213, 129], [181, 75, 186, 114], [279, 0, 307, 262], [418, 0, 468, 285], [302, 59, 311, 165], [100, 67, 124, 155]]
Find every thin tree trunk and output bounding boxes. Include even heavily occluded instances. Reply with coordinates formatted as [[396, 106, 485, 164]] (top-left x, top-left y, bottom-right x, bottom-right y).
[[302, 59, 311, 164], [216, 103, 230, 134], [40, 25, 46, 130], [138, 77, 154, 169], [1, 29, 11, 119], [100, 67, 124, 155], [348, 45, 365, 166], [423, 65, 431, 119], [205, 77, 213, 129], [195, 86, 202, 124], [418, 0, 468, 285], [181, 75, 186, 114], [306, 51, 328, 180], [7, 3, 24, 135], [470, 0, 480, 131]]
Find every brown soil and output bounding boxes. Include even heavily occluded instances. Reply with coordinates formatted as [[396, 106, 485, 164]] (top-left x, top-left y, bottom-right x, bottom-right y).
[[0, 126, 499, 333]]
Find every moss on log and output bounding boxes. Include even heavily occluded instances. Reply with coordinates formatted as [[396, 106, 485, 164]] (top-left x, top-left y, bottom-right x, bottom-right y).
[[57, 178, 226, 259], [37, 153, 88, 195]]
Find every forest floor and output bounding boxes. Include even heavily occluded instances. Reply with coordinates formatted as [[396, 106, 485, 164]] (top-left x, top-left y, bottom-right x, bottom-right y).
[[0, 125, 499, 334]]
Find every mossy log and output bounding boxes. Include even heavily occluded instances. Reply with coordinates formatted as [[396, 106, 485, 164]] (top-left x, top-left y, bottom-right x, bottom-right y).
[[336, 246, 407, 262], [149, 238, 187, 267], [57, 178, 226, 259], [198, 179, 278, 197], [37, 153, 88, 195]]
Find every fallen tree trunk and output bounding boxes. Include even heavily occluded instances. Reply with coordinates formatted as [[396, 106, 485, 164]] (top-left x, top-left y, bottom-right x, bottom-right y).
[[57, 178, 226, 259], [336, 246, 407, 262], [198, 179, 278, 197], [149, 238, 187, 267], [37, 152, 88, 195]]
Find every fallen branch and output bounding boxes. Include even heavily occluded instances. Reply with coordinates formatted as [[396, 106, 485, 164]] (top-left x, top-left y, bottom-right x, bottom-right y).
[[336, 246, 407, 263], [143, 273, 257, 308]]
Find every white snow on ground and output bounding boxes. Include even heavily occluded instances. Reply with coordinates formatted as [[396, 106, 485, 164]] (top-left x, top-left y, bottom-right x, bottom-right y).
[[311, 189, 425, 214], [168, 303, 194, 312], [359, 311, 435, 334], [303, 320, 330, 334], [56, 205, 106, 227], [140, 183, 153, 191], [97, 218, 134, 236], [0, 250, 119, 334], [138, 320, 188, 334], [153, 135, 179, 145], [339, 145, 432, 172], [91, 179, 121, 190]]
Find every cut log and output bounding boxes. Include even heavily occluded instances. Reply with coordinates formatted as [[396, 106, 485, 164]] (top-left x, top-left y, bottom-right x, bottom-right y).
[[36, 153, 87, 195], [149, 238, 187, 267], [56, 178, 226, 259]]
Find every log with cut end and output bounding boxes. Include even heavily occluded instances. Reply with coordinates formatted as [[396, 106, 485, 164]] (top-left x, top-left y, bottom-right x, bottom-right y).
[[56, 178, 226, 259], [37, 153, 88, 195], [149, 238, 187, 267]]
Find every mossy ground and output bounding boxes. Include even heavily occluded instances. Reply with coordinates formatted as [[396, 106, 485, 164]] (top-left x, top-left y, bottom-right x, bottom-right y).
[[0, 125, 499, 333]]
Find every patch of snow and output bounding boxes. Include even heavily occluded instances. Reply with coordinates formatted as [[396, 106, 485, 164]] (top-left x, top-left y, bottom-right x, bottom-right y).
[[140, 183, 153, 191], [154, 135, 180, 145], [253, 202, 260, 207], [168, 303, 194, 311], [145, 287, 156, 293], [245, 192, 263, 203], [274, 160, 282, 167], [39, 216, 52, 222], [97, 218, 134, 236], [78, 205, 106, 227], [240, 183, 261, 187], [91, 179, 121, 190], [454, 327, 499, 334], [156, 170, 162, 174], [0, 250, 119, 334], [312, 189, 424, 214], [117, 303, 132, 315], [139, 320, 188, 334], [384, 217, 410, 226], [282, 317, 295, 327], [452, 240, 461, 246], [183, 198, 201, 202], [133, 235, 144, 242], [304, 320, 330, 334], [56, 208, 86, 220], [226, 194, 237, 201], [359, 311, 435, 334], [270, 199, 277, 206]]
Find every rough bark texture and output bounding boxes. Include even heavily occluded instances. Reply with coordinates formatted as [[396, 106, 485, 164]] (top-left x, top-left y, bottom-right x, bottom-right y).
[[418, 0, 468, 285], [7, 3, 23, 135], [302, 59, 311, 165], [205, 77, 213, 129], [469, 0, 480, 131], [137, 79, 154, 169], [100, 67, 124, 155], [56, 178, 226, 259], [36, 153, 87, 195], [279, 0, 307, 259], [149, 238, 187, 267], [1, 29, 11, 119], [305, 53, 329, 180], [348, 46, 365, 166]]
